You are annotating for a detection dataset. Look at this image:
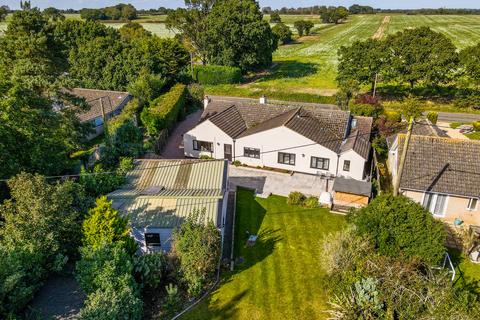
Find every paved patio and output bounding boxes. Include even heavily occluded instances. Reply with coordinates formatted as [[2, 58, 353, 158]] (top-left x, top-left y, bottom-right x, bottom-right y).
[[229, 166, 331, 197]]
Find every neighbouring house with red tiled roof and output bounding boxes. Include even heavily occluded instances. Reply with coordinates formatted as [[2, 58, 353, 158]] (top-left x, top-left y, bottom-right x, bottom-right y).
[[184, 98, 373, 185]]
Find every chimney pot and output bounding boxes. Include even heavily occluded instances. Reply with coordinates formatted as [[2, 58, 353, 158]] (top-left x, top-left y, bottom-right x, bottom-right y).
[[259, 95, 267, 104], [203, 95, 210, 109]]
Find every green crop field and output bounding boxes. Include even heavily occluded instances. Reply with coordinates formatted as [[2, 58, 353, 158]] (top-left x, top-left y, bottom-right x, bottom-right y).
[[107, 22, 175, 37], [206, 14, 480, 100]]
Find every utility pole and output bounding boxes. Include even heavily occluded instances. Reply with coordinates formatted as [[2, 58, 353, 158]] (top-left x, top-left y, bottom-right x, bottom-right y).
[[372, 73, 378, 98], [100, 97, 110, 145], [393, 116, 414, 196]]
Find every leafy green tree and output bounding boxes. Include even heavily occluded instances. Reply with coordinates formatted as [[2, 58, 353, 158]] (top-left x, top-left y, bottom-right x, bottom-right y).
[[400, 96, 424, 119], [80, 9, 106, 21], [119, 21, 151, 40], [351, 194, 446, 264], [0, 82, 88, 180], [337, 39, 386, 91], [81, 196, 136, 253], [204, 0, 277, 71], [320, 6, 349, 24], [79, 285, 142, 320], [303, 20, 314, 35], [460, 43, 480, 86], [134, 252, 167, 289], [293, 20, 306, 37], [0, 8, 67, 93], [0, 5, 8, 21], [0, 173, 91, 316], [172, 210, 221, 297], [127, 72, 166, 106], [166, 0, 214, 63], [384, 27, 459, 88], [43, 7, 65, 21], [76, 243, 137, 294], [270, 12, 281, 23], [272, 22, 292, 44]]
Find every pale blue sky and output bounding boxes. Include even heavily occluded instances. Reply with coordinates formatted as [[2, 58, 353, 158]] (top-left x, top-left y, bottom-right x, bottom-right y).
[[1, 0, 479, 10]]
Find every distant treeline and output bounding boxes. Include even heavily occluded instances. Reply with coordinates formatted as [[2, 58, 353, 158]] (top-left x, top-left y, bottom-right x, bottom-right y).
[[262, 5, 480, 15], [79, 3, 137, 21]]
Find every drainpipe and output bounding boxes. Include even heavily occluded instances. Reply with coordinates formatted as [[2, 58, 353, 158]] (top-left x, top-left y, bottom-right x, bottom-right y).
[[233, 139, 236, 161], [335, 153, 340, 177]]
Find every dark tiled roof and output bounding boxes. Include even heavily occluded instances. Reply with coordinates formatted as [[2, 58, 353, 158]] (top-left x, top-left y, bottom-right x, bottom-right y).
[[208, 105, 247, 138], [341, 117, 372, 159], [398, 135, 480, 198], [68, 88, 131, 122], [333, 176, 372, 197], [201, 102, 361, 153], [237, 108, 299, 139], [284, 108, 346, 151], [386, 119, 447, 147]]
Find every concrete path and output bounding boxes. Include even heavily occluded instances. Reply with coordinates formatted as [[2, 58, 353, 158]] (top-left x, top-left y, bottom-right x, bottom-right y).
[[436, 121, 468, 140], [229, 166, 330, 198], [161, 110, 202, 159], [208, 95, 339, 110]]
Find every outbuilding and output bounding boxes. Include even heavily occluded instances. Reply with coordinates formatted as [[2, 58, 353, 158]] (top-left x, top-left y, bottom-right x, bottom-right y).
[[108, 159, 229, 253], [332, 176, 372, 209]]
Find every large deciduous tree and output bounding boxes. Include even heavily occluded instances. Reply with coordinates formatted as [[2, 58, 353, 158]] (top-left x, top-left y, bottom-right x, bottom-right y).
[[166, 0, 214, 63], [204, 0, 277, 71], [337, 39, 386, 91], [460, 42, 480, 87], [384, 27, 459, 88]]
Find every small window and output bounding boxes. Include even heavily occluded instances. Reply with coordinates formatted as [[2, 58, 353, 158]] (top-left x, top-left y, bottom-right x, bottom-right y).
[[468, 198, 478, 211], [278, 152, 295, 165], [145, 233, 161, 247], [310, 157, 329, 170], [244, 147, 260, 159], [343, 160, 351, 172], [193, 140, 213, 152]]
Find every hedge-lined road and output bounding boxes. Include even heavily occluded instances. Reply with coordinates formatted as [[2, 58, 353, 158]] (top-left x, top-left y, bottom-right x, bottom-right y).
[[433, 112, 480, 123]]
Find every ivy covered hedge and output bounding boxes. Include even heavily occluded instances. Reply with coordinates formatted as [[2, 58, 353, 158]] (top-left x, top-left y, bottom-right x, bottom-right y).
[[140, 84, 187, 136], [193, 65, 242, 85]]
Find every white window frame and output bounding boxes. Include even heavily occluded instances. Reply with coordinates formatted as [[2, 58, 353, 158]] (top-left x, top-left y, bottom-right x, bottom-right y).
[[421, 192, 449, 217], [467, 198, 478, 211]]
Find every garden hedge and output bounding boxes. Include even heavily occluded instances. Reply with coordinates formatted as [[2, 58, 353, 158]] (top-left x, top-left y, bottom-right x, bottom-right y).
[[140, 83, 187, 136], [193, 65, 242, 85]]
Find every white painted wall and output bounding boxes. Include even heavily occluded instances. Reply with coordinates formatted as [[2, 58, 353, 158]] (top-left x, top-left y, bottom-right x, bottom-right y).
[[235, 126, 342, 176], [131, 226, 173, 253], [339, 150, 366, 180], [184, 120, 233, 158], [185, 123, 368, 180]]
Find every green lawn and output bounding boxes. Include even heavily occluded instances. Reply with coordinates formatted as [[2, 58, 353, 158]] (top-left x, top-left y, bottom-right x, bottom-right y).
[[182, 188, 346, 320], [465, 132, 480, 140], [449, 249, 480, 294]]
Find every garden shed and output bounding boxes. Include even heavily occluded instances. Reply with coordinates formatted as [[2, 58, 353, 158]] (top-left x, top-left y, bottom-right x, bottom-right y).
[[108, 159, 229, 252], [332, 176, 372, 209]]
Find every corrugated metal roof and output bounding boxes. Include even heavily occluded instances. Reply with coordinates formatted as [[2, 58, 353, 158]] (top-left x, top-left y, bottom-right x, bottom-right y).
[[107, 159, 228, 229], [112, 197, 220, 228]]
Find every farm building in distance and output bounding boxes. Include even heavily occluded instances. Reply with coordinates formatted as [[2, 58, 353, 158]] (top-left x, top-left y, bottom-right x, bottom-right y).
[[108, 159, 229, 253]]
